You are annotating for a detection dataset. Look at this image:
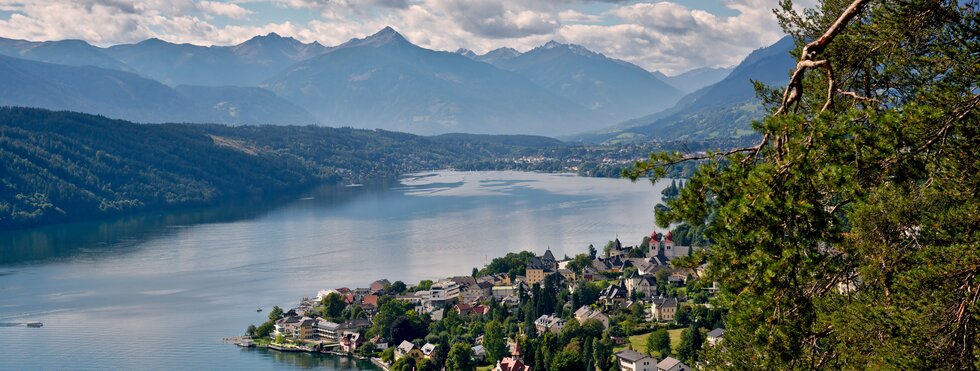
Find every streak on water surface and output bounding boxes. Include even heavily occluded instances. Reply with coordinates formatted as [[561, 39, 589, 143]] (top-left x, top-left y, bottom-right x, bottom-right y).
[[0, 171, 671, 370]]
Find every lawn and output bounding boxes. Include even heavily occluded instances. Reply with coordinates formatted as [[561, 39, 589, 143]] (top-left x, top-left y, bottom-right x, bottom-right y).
[[613, 328, 685, 358]]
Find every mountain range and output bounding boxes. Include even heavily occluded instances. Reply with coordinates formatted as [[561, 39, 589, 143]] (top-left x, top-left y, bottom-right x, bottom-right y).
[[0, 27, 784, 137], [262, 27, 599, 135], [460, 41, 683, 122], [569, 36, 796, 143]]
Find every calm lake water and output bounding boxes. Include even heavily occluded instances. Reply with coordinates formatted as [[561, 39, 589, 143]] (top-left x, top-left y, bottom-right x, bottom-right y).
[[0, 171, 668, 370]]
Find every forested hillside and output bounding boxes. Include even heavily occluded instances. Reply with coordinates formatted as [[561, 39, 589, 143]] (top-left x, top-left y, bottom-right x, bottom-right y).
[[0, 108, 560, 230]]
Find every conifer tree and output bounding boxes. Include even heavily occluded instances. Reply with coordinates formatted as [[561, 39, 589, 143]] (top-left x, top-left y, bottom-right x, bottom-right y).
[[627, 0, 979, 368]]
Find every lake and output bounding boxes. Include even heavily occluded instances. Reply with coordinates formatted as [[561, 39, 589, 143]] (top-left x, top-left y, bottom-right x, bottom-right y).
[[0, 171, 669, 370]]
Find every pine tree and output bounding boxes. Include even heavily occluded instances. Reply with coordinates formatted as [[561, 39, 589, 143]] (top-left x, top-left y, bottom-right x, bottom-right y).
[[626, 0, 979, 368]]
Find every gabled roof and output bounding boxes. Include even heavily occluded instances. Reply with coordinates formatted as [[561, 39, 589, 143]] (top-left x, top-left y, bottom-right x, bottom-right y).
[[651, 296, 678, 308], [616, 349, 653, 363], [707, 328, 726, 338], [471, 344, 485, 355], [498, 357, 531, 371], [658, 356, 685, 369], [450, 276, 478, 287], [600, 282, 628, 299]]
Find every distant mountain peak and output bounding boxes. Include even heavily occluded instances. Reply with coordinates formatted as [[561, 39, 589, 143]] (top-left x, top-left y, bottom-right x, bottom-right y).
[[139, 37, 169, 45], [240, 32, 298, 46], [538, 40, 596, 56], [455, 48, 477, 58], [487, 47, 520, 55], [350, 26, 411, 48]]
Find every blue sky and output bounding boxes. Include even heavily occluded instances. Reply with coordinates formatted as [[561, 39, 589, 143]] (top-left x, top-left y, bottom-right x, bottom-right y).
[[0, 0, 813, 74]]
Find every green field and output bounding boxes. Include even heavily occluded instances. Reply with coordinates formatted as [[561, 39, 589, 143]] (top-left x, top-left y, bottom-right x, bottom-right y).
[[613, 328, 684, 358]]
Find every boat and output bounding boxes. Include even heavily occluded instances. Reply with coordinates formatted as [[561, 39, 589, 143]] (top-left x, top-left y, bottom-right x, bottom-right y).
[[26, 322, 42, 328], [256, 308, 262, 312]]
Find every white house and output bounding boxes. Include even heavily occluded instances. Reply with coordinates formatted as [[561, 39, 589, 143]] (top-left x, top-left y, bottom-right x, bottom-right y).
[[615, 349, 657, 371]]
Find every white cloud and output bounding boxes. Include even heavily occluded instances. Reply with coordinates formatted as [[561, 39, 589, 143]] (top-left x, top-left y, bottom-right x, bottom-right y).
[[198, 1, 253, 19], [0, 0, 811, 74]]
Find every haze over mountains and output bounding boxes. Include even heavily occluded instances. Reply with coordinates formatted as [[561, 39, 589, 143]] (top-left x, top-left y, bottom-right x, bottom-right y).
[[0, 26, 791, 137], [459, 41, 683, 122], [571, 36, 795, 143]]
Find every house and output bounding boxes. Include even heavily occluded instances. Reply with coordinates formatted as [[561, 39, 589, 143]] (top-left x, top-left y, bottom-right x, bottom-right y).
[[657, 356, 691, 371], [625, 273, 659, 298], [478, 273, 512, 286], [599, 282, 630, 308], [534, 314, 565, 334], [274, 315, 314, 339], [316, 319, 372, 342], [574, 306, 610, 329], [491, 283, 524, 300], [450, 276, 478, 288], [525, 249, 558, 286], [607, 238, 630, 257], [461, 281, 493, 303], [494, 357, 531, 371], [454, 303, 490, 316], [369, 335, 389, 350], [420, 343, 437, 359], [339, 331, 364, 353], [273, 315, 297, 338], [557, 268, 576, 282], [471, 345, 486, 361], [395, 340, 424, 361], [650, 297, 679, 322], [616, 349, 657, 371], [296, 317, 315, 339], [370, 279, 391, 293], [581, 265, 599, 281], [668, 272, 688, 286], [592, 255, 628, 272], [315, 320, 341, 341], [706, 328, 726, 346], [421, 280, 461, 311], [362, 294, 380, 308]]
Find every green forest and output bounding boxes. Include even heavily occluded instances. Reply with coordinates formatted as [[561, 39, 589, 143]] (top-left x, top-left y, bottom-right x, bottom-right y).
[[0, 107, 738, 231], [0, 108, 552, 230]]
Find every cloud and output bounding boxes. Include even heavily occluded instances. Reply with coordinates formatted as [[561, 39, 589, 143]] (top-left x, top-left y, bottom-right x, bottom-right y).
[[430, 0, 558, 39], [0, 0, 809, 74], [198, 1, 253, 19]]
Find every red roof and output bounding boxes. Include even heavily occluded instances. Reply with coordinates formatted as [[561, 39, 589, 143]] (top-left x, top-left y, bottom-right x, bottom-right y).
[[650, 232, 660, 242], [665, 231, 673, 242], [498, 357, 530, 371], [362, 294, 379, 307]]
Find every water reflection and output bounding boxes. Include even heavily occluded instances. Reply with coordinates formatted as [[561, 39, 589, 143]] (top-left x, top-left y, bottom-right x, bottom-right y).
[[0, 183, 390, 266], [244, 348, 376, 369]]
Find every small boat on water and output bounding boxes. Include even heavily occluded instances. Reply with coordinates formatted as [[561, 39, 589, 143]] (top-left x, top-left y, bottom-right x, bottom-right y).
[[26, 322, 43, 328], [256, 308, 262, 312]]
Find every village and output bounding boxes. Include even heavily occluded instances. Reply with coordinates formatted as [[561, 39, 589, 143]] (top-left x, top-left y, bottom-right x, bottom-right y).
[[241, 229, 723, 371]]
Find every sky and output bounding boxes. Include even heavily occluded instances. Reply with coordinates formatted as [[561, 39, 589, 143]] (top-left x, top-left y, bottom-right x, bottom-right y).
[[0, 0, 815, 75]]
